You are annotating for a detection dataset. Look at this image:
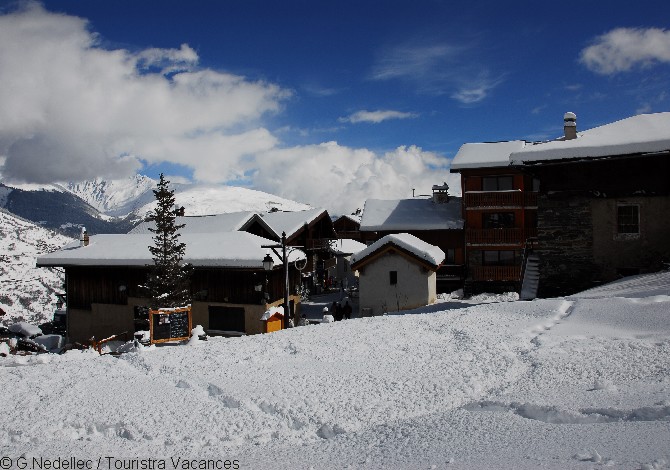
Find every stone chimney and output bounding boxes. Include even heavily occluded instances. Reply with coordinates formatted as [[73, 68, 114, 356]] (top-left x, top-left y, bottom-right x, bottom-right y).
[[432, 183, 450, 204], [563, 112, 577, 140]]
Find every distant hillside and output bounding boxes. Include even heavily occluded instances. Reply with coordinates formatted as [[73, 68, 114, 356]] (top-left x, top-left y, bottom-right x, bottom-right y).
[[1, 183, 136, 237], [0, 176, 311, 237], [0, 209, 73, 326], [135, 182, 311, 218]]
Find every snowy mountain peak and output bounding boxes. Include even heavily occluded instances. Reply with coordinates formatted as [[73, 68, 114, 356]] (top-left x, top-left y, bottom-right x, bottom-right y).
[[64, 175, 156, 214]]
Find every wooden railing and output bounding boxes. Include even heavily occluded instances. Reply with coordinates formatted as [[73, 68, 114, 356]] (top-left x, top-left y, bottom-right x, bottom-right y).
[[471, 266, 521, 281], [464, 191, 537, 208], [466, 228, 537, 246], [303, 238, 333, 250]]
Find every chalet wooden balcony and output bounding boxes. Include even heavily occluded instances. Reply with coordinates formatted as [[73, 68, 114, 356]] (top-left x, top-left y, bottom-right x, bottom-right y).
[[304, 238, 334, 250], [464, 191, 538, 208], [471, 265, 521, 282], [466, 228, 537, 246]]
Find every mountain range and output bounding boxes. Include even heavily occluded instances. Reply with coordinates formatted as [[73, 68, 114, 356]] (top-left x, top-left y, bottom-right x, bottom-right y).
[[0, 175, 310, 237], [0, 175, 311, 326]]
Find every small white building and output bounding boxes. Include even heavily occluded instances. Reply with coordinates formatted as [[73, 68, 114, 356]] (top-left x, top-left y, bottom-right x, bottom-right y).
[[350, 233, 445, 316]]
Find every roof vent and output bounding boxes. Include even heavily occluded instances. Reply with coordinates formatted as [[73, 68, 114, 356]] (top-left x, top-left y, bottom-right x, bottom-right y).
[[563, 112, 577, 140]]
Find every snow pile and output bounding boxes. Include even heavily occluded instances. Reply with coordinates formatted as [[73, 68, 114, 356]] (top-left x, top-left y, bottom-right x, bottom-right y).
[[8, 321, 42, 337], [260, 306, 284, 321], [0, 273, 668, 468]]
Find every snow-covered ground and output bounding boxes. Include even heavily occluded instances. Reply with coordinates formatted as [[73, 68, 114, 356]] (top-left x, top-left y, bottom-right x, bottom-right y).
[[1, 272, 669, 469]]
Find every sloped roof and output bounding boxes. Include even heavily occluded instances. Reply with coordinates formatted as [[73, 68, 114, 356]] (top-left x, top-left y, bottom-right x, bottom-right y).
[[350, 233, 445, 270], [259, 208, 331, 239], [36, 232, 304, 269], [360, 198, 463, 231], [450, 141, 527, 170], [334, 213, 362, 225], [511, 112, 670, 164], [130, 212, 259, 234], [329, 238, 367, 256]]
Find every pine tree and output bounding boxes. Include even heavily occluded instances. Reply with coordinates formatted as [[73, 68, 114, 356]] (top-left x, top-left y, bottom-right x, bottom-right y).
[[145, 173, 192, 308]]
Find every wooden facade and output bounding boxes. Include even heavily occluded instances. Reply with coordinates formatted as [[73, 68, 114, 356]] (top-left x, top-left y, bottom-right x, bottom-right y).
[[456, 167, 539, 295], [65, 266, 301, 311], [61, 264, 303, 343]]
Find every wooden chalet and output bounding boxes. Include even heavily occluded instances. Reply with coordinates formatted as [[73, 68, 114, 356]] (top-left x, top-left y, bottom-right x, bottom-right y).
[[36, 228, 307, 344], [450, 141, 539, 296], [247, 209, 338, 292], [332, 213, 376, 244]]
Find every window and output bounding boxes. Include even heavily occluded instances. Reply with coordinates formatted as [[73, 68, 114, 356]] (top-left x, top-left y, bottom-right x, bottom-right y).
[[482, 212, 515, 229], [483, 250, 517, 266], [482, 176, 514, 191], [445, 248, 456, 264], [389, 271, 398, 285], [617, 204, 639, 234]]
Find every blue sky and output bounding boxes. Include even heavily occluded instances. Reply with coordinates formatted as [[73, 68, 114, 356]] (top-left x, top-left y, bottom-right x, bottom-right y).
[[1, 0, 669, 214]]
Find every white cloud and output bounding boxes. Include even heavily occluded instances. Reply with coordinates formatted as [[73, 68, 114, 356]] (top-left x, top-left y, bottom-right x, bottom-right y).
[[580, 27, 670, 75], [251, 143, 460, 215], [371, 44, 462, 81], [370, 41, 503, 103], [340, 110, 418, 124], [0, 3, 287, 183], [0, 4, 460, 216]]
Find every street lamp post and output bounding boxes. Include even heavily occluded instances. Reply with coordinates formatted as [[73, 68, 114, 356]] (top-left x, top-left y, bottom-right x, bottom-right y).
[[262, 231, 293, 329]]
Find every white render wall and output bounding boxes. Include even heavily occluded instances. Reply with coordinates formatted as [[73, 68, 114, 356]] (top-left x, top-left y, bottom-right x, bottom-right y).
[[358, 252, 436, 316]]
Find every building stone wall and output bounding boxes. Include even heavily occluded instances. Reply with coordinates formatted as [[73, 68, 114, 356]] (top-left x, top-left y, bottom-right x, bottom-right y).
[[535, 193, 601, 297], [591, 196, 670, 279], [536, 193, 670, 297]]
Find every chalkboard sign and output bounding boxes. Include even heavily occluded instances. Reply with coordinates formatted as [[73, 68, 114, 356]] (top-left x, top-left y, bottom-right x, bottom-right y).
[[149, 306, 192, 344]]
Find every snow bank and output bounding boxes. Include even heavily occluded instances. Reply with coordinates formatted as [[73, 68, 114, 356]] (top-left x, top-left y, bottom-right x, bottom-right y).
[[8, 322, 42, 337], [0, 271, 668, 469]]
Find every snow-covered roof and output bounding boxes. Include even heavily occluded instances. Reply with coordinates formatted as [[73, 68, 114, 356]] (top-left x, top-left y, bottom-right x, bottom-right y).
[[511, 112, 670, 165], [359, 198, 463, 231], [36, 232, 304, 269], [259, 208, 330, 238], [130, 212, 259, 234], [329, 238, 367, 256], [260, 306, 284, 321], [450, 141, 527, 170], [350, 233, 445, 269], [334, 213, 362, 225]]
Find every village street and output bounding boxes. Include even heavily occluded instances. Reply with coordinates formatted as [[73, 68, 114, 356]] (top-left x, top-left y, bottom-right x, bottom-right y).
[[300, 290, 360, 321]]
